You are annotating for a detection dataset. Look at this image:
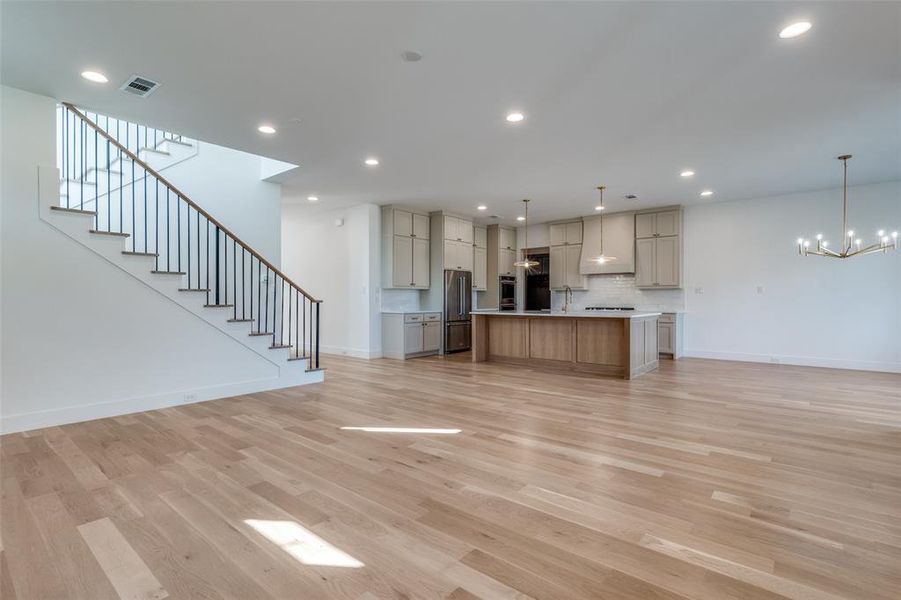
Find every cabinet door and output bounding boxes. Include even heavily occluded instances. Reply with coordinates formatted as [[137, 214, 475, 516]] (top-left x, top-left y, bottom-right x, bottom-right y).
[[393, 236, 413, 287], [635, 213, 656, 239], [549, 224, 566, 246], [655, 210, 679, 237], [549, 246, 566, 289], [443, 216, 459, 241], [412, 238, 430, 287], [473, 226, 487, 249], [565, 244, 583, 288], [393, 209, 413, 237], [404, 323, 424, 354], [422, 322, 441, 352], [443, 240, 457, 270], [658, 322, 674, 354], [498, 228, 515, 250], [473, 246, 487, 289], [458, 220, 473, 244], [565, 222, 583, 245], [412, 213, 430, 239], [655, 236, 680, 287], [458, 241, 473, 272], [635, 238, 655, 287], [501, 248, 516, 276]]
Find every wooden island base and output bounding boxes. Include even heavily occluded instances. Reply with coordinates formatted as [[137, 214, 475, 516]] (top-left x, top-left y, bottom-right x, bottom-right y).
[[472, 312, 659, 379]]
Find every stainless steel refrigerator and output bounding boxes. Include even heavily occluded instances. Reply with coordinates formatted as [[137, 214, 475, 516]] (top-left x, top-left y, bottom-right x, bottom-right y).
[[443, 269, 472, 353]]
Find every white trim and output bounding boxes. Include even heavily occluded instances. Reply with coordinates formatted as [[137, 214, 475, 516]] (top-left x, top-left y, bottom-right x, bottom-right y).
[[320, 345, 382, 359], [683, 349, 900, 373], [0, 370, 324, 434]]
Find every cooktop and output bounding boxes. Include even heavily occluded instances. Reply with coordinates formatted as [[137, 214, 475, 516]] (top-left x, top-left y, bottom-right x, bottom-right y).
[[584, 306, 635, 311]]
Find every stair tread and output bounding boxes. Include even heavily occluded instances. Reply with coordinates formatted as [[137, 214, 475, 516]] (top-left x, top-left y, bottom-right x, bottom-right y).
[[249, 332, 273, 337], [122, 251, 159, 257], [89, 230, 130, 237], [179, 288, 210, 292], [50, 206, 96, 216], [204, 304, 234, 308], [288, 355, 310, 361], [305, 367, 325, 373], [140, 147, 171, 156], [150, 270, 186, 275], [269, 344, 292, 349], [227, 319, 255, 323]]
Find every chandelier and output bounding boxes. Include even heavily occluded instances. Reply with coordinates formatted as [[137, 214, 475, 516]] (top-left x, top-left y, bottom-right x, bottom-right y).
[[591, 186, 616, 264], [514, 198, 539, 269], [798, 155, 897, 258]]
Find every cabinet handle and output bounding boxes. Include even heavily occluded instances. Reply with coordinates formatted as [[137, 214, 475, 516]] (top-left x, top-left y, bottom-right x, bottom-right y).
[[411, 234, 416, 238]]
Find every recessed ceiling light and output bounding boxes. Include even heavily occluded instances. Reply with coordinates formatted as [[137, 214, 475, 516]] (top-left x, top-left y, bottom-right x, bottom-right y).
[[680, 170, 695, 177], [81, 70, 108, 83], [516, 216, 526, 221], [258, 125, 276, 134], [401, 50, 423, 62], [364, 157, 379, 166], [700, 190, 714, 197], [595, 205, 605, 211], [477, 205, 487, 211], [307, 196, 319, 202], [779, 21, 812, 39], [506, 112, 525, 123]]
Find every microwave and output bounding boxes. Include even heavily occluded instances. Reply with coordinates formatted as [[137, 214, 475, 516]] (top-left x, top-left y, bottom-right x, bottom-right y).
[[499, 275, 516, 310]]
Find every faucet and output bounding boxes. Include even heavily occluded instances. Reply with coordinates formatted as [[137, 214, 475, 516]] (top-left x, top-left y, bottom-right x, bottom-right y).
[[562, 285, 573, 313]]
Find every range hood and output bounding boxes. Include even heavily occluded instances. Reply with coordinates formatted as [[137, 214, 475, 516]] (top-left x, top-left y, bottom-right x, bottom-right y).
[[580, 212, 635, 275]]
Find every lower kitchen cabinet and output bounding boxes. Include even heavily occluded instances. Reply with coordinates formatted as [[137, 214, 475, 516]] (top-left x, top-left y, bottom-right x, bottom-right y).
[[382, 312, 442, 359], [657, 312, 683, 358]]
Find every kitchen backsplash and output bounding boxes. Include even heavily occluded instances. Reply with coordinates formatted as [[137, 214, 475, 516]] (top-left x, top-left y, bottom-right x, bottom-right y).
[[380, 288, 422, 312], [551, 274, 685, 312]]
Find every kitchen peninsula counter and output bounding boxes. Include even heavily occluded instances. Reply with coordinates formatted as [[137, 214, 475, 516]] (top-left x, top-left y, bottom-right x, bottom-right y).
[[471, 310, 661, 379]]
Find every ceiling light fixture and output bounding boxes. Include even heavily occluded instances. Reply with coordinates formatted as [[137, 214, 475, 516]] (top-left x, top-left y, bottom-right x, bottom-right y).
[[700, 190, 714, 197], [779, 21, 812, 39], [364, 157, 379, 166], [680, 170, 695, 178], [258, 125, 276, 134], [513, 199, 539, 269], [81, 70, 108, 83], [506, 112, 525, 123], [401, 50, 423, 62], [591, 186, 616, 264], [307, 196, 319, 202], [798, 155, 896, 259], [477, 205, 487, 211]]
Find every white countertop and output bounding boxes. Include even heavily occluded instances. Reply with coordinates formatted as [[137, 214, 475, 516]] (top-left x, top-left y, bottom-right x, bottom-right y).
[[471, 309, 662, 319]]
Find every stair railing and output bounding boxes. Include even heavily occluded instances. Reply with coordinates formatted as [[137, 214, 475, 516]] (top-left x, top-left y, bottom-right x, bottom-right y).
[[59, 103, 321, 369]]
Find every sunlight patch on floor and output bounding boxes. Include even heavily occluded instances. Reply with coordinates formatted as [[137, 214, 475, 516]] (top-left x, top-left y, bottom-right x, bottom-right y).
[[339, 426, 462, 434], [245, 519, 364, 568]]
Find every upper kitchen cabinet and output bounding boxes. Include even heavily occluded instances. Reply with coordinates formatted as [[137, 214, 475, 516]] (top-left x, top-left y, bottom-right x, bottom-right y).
[[579, 212, 635, 275], [549, 222, 582, 246], [473, 226, 488, 291], [634, 207, 683, 289], [549, 220, 586, 290], [382, 206, 431, 289], [484, 225, 517, 306], [443, 215, 474, 245]]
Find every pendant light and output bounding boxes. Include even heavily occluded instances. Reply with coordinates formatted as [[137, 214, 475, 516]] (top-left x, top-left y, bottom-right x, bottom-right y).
[[592, 186, 616, 264], [797, 155, 897, 258], [514, 199, 539, 269]]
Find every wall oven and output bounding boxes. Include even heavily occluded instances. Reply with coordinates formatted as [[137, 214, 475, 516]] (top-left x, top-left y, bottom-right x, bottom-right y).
[[499, 275, 516, 311]]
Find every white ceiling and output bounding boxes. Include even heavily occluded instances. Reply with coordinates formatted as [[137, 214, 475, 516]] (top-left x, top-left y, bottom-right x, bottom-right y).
[[3, 1, 900, 224]]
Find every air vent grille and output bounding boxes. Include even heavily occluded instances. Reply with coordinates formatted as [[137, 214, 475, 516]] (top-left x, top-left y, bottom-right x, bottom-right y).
[[120, 75, 161, 98]]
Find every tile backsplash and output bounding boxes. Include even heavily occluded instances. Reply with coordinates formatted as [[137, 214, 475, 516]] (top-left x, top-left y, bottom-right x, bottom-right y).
[[380, 288, 422, 312], [550, 274, 685, 312]]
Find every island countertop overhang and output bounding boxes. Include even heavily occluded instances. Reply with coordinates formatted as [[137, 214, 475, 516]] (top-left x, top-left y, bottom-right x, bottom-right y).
[[471, 310, 662, 319]]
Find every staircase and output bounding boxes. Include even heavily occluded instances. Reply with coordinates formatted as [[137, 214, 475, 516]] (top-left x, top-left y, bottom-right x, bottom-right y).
[[50, 103, 321, 374]]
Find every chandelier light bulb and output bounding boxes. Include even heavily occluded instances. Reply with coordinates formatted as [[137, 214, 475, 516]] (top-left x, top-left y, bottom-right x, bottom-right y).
[[855, 239, 862, 246], [892, 231, 898, 238], [815, 233, 823, 240], [822, 241, 829, 247], [797, 237, 804, 245], [877, 229, 885, 237], [847, 230, 854, 237], [803, 240, 810, 248], [882, 236, 890, 243]]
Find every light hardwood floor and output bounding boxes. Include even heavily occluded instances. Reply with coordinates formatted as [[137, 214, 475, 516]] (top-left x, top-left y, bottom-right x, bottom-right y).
[[2, 354, 900, 599]]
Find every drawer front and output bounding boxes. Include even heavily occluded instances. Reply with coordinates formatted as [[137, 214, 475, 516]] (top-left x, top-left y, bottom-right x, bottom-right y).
[[404, 313, 423, 323], [423, 313, 441, 321]]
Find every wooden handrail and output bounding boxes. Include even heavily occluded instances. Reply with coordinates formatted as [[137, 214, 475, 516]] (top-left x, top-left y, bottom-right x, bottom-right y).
[[64, 103, 321, 303]]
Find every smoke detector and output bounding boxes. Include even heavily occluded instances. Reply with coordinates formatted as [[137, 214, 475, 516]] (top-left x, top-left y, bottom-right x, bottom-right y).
[[120, 75, 161, 98]]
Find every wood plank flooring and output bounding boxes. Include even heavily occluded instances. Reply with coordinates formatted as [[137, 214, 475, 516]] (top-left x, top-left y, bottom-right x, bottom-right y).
[[2, 354, 900, 599]]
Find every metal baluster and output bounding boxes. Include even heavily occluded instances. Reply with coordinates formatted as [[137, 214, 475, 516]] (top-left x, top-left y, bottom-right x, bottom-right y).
[[131, 144, 136, 249], [315, 302, 320, 369], [206, 219, 210, 305], [143, 164, 147, 251], [155, 180, 159, 270], [177, 196, 182, 272], [80, 118, 84, 210], [196, 206, 200, 288], [64, 107, 70, 207], [214, 227, 220, 304], [233, 239, 237, 319], [118, 122, 123, 233], [271, 276, 278, 343], [241, 248, 246, 320], [166, 189, 170, 271], [303, 296, 307, 360], [107, 138, 111, 230], [280, 279, 285, 345], [257, 259, 262, 329], [264, 267, 269, 333], [94, 123, 98, 227], [224, 235, 228, 306], [187, 207, 192, 288], [288, 287, 293, 352]]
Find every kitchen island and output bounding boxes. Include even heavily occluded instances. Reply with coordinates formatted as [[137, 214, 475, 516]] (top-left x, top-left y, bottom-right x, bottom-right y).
[[471, 310, 661, 379]]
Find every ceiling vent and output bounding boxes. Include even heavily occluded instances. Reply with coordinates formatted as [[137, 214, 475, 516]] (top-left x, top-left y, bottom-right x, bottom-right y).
[[120, 75, 161, 98]]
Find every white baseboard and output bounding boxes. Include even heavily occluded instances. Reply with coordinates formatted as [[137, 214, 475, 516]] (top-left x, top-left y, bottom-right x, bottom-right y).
[[320, 345, 382, 359], [0, 370, 324, 435], [683, 349, 901, 374]]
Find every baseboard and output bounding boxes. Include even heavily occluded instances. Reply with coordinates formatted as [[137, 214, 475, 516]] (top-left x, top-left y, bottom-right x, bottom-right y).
[[0, 370, 324, 434], [320, 345, 382, 359], [683, 349, 901, 374]]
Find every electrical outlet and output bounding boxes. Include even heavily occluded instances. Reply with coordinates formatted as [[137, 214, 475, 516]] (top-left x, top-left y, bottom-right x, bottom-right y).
[[694, 287, 703, 295], [756, 286, 765, 295], [184, 393, 198, 404]]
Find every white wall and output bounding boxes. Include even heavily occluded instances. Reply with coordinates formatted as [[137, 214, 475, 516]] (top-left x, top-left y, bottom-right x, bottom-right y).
[[682, 181, 900, 372], [1, 85, 298, 433], [281, 203, 382, 358]]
